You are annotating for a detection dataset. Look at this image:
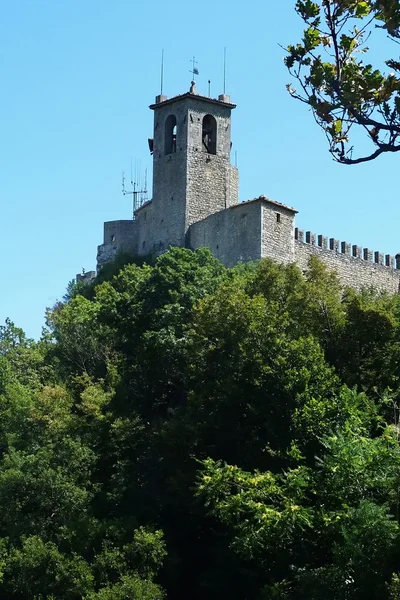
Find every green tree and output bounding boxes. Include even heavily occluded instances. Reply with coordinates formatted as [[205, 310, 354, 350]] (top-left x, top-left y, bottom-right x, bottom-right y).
[[5, 248, 400, 598], [197, 424, 400, 599]]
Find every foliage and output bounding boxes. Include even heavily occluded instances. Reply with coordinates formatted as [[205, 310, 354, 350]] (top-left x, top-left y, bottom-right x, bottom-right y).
[[286, 0, 400, 164], [3, 247, 400, 597]]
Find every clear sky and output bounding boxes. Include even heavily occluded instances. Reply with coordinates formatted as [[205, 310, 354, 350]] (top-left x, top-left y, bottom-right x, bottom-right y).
[[1, 0, 399, 339]]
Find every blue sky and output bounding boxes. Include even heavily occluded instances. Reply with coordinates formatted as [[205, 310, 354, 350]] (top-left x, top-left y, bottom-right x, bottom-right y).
[[1, 0, 399, 339]]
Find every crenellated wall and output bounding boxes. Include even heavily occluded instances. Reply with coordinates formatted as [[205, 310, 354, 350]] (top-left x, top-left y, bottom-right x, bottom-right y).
[[294, 228, 400, 293], [94, 91, 400, 296]]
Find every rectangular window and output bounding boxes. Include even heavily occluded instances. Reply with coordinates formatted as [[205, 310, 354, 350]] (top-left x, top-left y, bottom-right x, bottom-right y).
[[276, 213, 281, 223]]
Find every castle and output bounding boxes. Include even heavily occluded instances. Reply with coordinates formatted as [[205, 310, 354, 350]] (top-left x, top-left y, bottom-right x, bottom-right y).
[[92, 82, 400, 294]]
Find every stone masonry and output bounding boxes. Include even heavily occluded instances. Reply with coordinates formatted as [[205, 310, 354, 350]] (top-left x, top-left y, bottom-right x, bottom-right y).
[[95, 84, 400, 294]]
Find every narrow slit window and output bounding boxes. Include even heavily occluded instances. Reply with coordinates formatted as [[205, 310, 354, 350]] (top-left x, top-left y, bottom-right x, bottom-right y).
[[276, 213, 281, 223], [165, 115, 177, 155], [202, 114, 217, 155]]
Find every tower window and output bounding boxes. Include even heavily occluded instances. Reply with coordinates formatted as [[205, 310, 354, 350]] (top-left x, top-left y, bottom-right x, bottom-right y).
[[165, 114, 177, 155], [276, 213, 281, 223], [202, 114, 217, 155]]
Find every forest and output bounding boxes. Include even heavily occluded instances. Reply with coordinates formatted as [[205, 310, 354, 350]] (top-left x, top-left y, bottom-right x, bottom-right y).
[[2, 247, 400, 599]]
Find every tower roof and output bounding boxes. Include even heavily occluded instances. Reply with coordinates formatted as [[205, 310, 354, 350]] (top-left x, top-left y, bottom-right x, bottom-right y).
[[150, 91, 236, 111]]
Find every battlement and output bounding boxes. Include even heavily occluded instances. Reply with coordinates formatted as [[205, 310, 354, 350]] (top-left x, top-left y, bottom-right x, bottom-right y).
[[295, 228, 400, 270], [93, 86, 400, 297]]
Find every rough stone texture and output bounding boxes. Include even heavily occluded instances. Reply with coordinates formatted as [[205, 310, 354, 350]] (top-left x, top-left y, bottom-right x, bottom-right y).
[[97, 220, 138, 269], [295, 240, 400, 293], [135, 201, 154, 255], [187, 199, 262, 268], [386, 255, 395, 268], [95, 88, 400, 297], [318, 235, 328, 250], [261, 200, 296, 264], [149, 92, 237, 255], [330, 239, 340, 252]]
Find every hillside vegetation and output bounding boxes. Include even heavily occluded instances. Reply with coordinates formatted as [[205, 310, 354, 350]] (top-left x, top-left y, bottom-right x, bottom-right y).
[[2, 247, 400, 599]]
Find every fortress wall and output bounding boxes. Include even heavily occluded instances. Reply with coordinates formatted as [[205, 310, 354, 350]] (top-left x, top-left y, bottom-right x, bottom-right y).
[[151, 95, 235, 250], [185, 98, 237, 229], [229, 165, 239, 209], [187, 200, 262, 268], [135, 201, 154, 255], [152, 148, 188, 249], [96, 220, 138, 269], [186, 152, 237, 229], [261, 203, 296, 264], [152, 100, 189, 249], [294, 228, 400, 293]]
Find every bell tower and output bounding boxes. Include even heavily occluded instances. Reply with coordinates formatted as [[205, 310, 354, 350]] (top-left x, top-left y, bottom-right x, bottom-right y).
[[148, 82, 239, 253]]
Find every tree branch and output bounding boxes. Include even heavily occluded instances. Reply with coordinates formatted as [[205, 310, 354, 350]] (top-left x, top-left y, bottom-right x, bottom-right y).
[[335, 142, 400, 164]]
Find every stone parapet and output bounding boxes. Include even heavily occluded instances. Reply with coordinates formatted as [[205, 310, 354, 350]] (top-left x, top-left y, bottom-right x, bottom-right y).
[[295, 228, 397, 270], [294, 228, 400, 293]]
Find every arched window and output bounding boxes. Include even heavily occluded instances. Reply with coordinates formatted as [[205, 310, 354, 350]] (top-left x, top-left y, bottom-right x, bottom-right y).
[[202, 114, 217, 155], [165, 114, 177, 155]]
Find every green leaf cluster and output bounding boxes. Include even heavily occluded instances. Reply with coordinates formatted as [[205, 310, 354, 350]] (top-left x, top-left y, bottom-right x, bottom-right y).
[[1, 248, 400, 597], [286, 0, 400, 164]]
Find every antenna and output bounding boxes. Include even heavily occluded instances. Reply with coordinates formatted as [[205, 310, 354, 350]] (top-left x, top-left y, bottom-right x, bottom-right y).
[[160, 49, 164, 96], [208, 79, 211, 96], [189, 56, 199, 79], [223, 47, 227, 94], [122, 160, 148, 219]]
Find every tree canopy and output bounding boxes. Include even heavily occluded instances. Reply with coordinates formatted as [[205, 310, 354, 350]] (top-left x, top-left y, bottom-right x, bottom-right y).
[[2, 247, 400, 597], [286, 0, 400, 164]]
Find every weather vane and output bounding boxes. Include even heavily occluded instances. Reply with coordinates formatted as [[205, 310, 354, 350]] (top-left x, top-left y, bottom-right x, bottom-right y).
[[189, 56, 199, 79]]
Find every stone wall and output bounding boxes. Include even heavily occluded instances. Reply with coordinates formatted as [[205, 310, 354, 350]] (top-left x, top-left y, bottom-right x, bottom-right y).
[[151, 97, 189, 250], [135, 201, 154, 256], [186, 152, 238, 229], [97, 220, 138, 269], [150, 93, 237, 254], [188, 200, 262, 268], [294, 228, 400, 293], [95, 91, 400, 297], [185, 97, 237, 229], [229, 165, 239, 211], [261, 199, 296, 264]]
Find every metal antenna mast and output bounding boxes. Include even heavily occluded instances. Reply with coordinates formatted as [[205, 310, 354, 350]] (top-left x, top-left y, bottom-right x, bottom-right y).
[[223, 47, 227, 94], [122, 159, 148, 219], [160, 49, 164, 96]]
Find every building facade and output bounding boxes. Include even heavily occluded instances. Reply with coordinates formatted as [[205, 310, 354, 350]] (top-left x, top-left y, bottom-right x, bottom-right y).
[[96, 84, 400, 294]]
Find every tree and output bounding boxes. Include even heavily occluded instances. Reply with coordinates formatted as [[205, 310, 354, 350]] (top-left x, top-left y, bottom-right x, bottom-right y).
[[196, 424, 400, 599], [6, 248, 400, 598], [286, 1, 400, 164]]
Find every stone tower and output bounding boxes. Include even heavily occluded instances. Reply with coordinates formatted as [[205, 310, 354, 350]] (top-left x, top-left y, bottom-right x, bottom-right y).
[[147, 83, 239, 253]]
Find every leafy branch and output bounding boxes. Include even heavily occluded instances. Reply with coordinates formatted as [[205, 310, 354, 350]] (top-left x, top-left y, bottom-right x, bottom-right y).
[[286, 0, 400, 164]]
